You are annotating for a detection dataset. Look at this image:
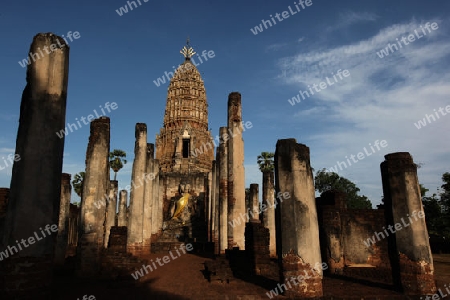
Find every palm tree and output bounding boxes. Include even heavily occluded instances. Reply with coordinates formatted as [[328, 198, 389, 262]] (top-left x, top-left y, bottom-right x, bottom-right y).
[[72, 172, 85, 199], [257, 152, 274, 172], [109, 149, 127, 181]]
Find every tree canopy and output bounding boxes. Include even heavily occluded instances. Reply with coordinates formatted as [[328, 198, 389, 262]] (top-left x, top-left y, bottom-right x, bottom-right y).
[[109, 149, 127, 181], [314, 168, 372, 209], [422, 172, 450, 239], [257, 152, 274, 173], [72, 171, 85, 199]]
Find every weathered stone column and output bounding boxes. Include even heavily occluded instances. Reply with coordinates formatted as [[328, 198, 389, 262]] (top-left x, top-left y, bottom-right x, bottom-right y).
[[0, 188, 9, 218], [275, 139, 323, 298], [0, 33, 69, 298], [151, 159, 161, 236], [78, 117, 110, 277], [219, 127, 228, 254], [262, 171, 276, 257], [381, 152, 436, 295], [117, 190, 128, 227], [227, 92, 246, 250], [214, 150, 220, 255], [104, 180, 118, 248], [67, 204, 79, 255], [127, 123, 147, 255], [249, 184, 259, 221], [142, 143, 154, 252], [54, 173, 72, 268], [207, 170, 213, 242], [208, 160, 217, 245]]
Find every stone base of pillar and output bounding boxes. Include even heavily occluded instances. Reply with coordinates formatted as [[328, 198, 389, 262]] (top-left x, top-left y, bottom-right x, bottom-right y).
[[227, 238, 237, 250], [127, 243, 148, 257], [245, 220, 271, 276], [399, 253, 436, 295], [108, 226, 127, 253], [0, 255, 53, 299], [77, 232, 101, 277], [282, 250, 323, 299], [213, 236, 219, 255]]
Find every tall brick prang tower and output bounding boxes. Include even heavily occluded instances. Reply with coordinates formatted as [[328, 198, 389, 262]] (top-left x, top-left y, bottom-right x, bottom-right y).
[[155, 41, 214, 174]]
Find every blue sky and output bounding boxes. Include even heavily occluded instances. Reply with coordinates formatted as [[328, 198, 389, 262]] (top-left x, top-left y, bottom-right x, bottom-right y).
[[0, 0, 449, 207]]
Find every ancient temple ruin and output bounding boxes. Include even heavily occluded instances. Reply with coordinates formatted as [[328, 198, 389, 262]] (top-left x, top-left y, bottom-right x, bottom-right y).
[[0, 34, 439, 299]]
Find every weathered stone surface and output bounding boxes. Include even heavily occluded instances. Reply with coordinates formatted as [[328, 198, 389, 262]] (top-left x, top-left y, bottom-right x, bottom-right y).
[[219, 127, 228, 253], [245, 221, 270, 276], [275, 138, 323, 298], [117, 190, 128, 226], [127, 123, 147, 256], [249, 184, 259, 222], [317, 190, 393, 284], [381, 152, 436, 295], [67, 203, 79, 256], [0, 188, 9, 218], [143, 143, 155, 251], [227, 92, 246, 250], [0, 33, 69, 298], [155, 58, 214, 174], [0, 188, 9, 239], [54, 173, 71, 267], [104, 180, 118, 248], [261, 171, 276, 258], [78, 117, 110, 276]]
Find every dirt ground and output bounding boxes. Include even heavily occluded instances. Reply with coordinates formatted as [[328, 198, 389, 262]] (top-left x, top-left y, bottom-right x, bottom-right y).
[[52, 254, 450, 300]]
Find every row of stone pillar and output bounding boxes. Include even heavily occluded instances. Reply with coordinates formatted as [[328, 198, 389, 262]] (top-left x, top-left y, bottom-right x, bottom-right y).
[[127, 123, 161, 256], [209, 92, 247, 253], [271, 139, 436, 298]]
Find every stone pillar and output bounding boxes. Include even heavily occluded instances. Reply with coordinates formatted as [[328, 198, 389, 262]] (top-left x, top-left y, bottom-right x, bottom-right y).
[[0, 188, 9, 218], [249, 184, 259, 221], [142, 143, 154, 252], [207, 170, 213, 242], [0, 188, 10, 237], [127, 123, 147, 255], [117, 190, 128, 227], [381, 152, 436, 295], [214, 150, 220, 255], [227, 92, 246, 250], [262, 171, 276, 258], [54, 173, 71, 268], [104, 180, 118, 248], [275, 139, 323, 298], [151, 159, 161, 235], [208, 160, 216, 245], [0, 33, 69, 298], [67, 204, 79, 255], [78, 117, 110, 277], [219, 127, 228, 254]]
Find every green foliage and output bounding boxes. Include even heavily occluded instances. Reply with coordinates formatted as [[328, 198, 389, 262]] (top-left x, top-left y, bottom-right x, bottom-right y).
[[257, 152, 274, 173], [72, 172, 85, 199], [421, 174, 450, 240], [440, 172, 450, 215], [314, 168, 372, 209], [109, 149, 127, 181]]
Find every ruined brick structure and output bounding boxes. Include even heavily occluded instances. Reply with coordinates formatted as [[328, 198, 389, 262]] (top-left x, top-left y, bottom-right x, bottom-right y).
[[317, 190, 392, 284], [0, 34, 439, 298]]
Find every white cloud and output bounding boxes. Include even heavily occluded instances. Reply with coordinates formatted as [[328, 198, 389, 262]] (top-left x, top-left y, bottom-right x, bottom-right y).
[[266, 43, 288, 52], [277, 18, 450, 204], [326, 11, 378, 32]]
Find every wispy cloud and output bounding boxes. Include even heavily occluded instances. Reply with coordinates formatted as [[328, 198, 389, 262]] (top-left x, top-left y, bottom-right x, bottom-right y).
[[277, 18, 450, 204], [266, 43, 288, 52], [327, 11, 378, 32]]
